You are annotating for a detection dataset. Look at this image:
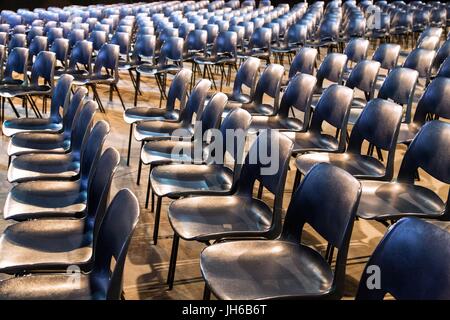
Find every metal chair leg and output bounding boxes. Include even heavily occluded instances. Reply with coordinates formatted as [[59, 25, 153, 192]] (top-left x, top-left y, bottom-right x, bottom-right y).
[[153, 196, 162, 245], [134, 71, 140, 107], [136, 141, 144, 185], [145, 164, 154, 209], [203, 284, 211, 300], [113, 84, 126, 111], [127, 123, 133, 166], [167, 232, 180, 290]]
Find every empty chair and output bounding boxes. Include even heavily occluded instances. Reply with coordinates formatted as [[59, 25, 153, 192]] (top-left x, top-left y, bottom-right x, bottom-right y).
[[295, 98, 403, 182], [343, 38, 370, 76], [346, 60, 381, 124], [228, 63, 284, 116], [88, 30, 108, 52], [134, 79, 212, 185], [50, 38, 69, 71], [372, 43, 401, 83], [283, 47, 318, 87], [46, 27, 63, 45], [55, 40, 93, 78], [0, 147, 120, 275], [239, 27, 272, 64], [357, 120, 450, 222], [28, 36, 48, 66], [417, 35, 441, 51], [8, 33, 26, 52], [166, 130, 294, 289], [271, 23, 308, 63], [0, 188, 139, 300], [124, 69, 191, 165], [433, 39, 450, 73], [68, 29, 86, 48], [7, 86, 87, 158], [356, 218, 450, 300], [200, 163, 361, 300], [377, 67, 419, 123], [249, 73, 317, 133], [402, 48, 436, 86], [223, 56, 260, 105], [313, 53, 348, 104]]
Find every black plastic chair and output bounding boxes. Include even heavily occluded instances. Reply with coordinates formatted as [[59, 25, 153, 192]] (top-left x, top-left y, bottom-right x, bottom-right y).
[[134, 79, 212, 185], [50, 38, 69, 72], [28, 36, 48, 67], [296, 98, 403, 182], [68, 29, 86, 49], [88, 30, 108, 53], [343, 38, 370, 77], [200, 162, 361, 300], [377, 67, 419, 124], [7, 86, 87, 158], [417, 35, 441, 51], [8, 33, 26, 52], [436, 56, 450, 78], [55, 40, 93, 78], [46, 27, 63, 46], [371, 43, 401, 84], [433, 39, 450, 73], [249, 73, 317, 133], [0, 187, 139, 300], [166, 130, 294, 290], [402, 48, 436, 86], [357, 120, 450, 222], [346, 60, 381, 125], [356, 217, 450, 300], [183, 30, 208, 86], [2, 117, 108, 221], [224, 56, 260, 107], [397, 77, 450, 144], [0, 147, 120, 275], [229, 63, 284, 116], [124, 68, 191, 165], [282, 47, 318, 87], [239, 27, 272, 65], [72, 44, 123, 112], [271, 23, 308, 64]]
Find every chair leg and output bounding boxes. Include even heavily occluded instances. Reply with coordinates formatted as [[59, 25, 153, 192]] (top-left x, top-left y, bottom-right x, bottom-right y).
[[134, 71, 140, 107], [257, 182, 263, 199], [203, 284, 211, 300], [145, 164, 154, 209], [91, 85, 105, 113], [153, 196, 162, 245], [167, 232, 180, 290], [126, 123, 133, 166], [113, 84, 127, 111], [136, 141, 144, 185], [293, 168, 301, 193], [109, 84, 113, 102]]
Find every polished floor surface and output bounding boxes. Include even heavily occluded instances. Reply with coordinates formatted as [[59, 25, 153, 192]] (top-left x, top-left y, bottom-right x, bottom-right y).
[[0, 45, 449, 300]]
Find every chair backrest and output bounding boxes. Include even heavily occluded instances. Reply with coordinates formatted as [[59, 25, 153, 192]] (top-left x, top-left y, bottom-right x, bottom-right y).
[[111, 31, 130, 57], [185, 29, 207, 53], [49, 74, 73, 123], [437, 56, 450, 78], [195, 92, 227, 139], [356, 217, 450, 300], [178, 22, 195, 40], [397, 120, 450, 190], [278, 73, 316, 127], [288, 47, 318, 79], [348, 98, 403, 180], [30, 51, 56, 87], [378, 67, 419, 123], [434, 39, 450, 70], [232, 56, 260, 99], [158, 36, 184, 65], [165, 68, 191, 113], [310, 84, 354, 152], [8, 33, 26, 52], [50, 38, 69, 67], [93, 44, 120, 83], [252, 63, 284, 111], [238, 21, 254, 40], [372, 43, 401, 70], [237, 130, 294, 236], [316, 53, 348, 88], [403, 48, 436, 80], [46, 27, 63, 45], [62, 86, 88, 139], [412, 77, 450, 125], [285, 23, 308, 45], [249, 27, 272, 51], [4, 47, 28, 83], [28, 36, 48, 61], [203, 24, 219, 45], [70, 100, 97, 163], [0, 32, 7, 46], [68, 40, 93, 73], [417, 35, 440, 51], [86, 147, 121, 248], [211, 31, 237, 58], [344, 38, 369, 64], [228, 25, 244, 48], [134, 34, 156, 61], [88, 30, 108, 51], [91, 189, 140, 300], [281, 162, 361, 299], [80, 120, 111, 190], [68, 29, 86, 48], [346, 60, 381, 100], [180, 79, 212, 125], [0, 45, 4, 79]]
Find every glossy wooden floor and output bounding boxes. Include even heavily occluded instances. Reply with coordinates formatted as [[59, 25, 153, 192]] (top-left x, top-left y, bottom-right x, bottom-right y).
[[0, 44, 448, 300]]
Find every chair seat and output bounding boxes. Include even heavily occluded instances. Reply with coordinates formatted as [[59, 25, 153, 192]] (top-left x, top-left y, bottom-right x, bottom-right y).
[[168, 195, 273, 241], [271, 44, 296, 53], [241, 102, 275, 116], [0, 274, 94, 300], [54, 69, 89, 77], [0, 84, 51, 97], [72, 73, 114, 85], [8, 153, 79, 183], [3, 180, 86, 221], [123, 107, 179, 124], [141, 140, 201, 165], [227, 92, 252, 104], [2, 118, 62, 137], [249, 115, 304, 133], [283, 131, 340, 154], [397, 122, 421, 144], [200, 240, 334, 300], [136, 63, 180, 76], [151, 164, 234, 198], [134, 120, 193, 142], [357, 181, 446, 221], [8, 132, 69, 157], [0, 219, 92, 274], [296, 152, 387, 180]]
